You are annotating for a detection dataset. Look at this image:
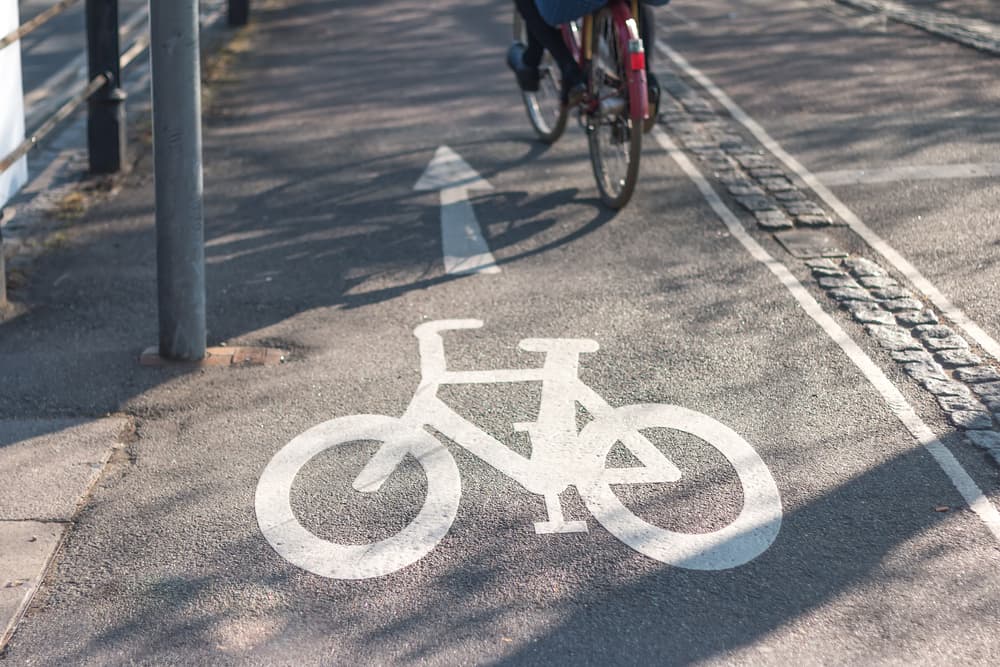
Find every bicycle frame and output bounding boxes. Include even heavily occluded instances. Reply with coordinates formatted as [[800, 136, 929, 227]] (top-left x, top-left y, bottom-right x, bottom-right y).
[[256, 319, 783, 577], [561, 0, 648, 123], [400, 321, 679, 500]]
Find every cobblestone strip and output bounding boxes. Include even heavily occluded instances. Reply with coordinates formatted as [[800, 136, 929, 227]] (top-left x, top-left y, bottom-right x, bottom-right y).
[[658, 70, 834, 231], [835, 0, 1000, 56], [657, 65, 1000, 468], [808, 256, 1000, 465]]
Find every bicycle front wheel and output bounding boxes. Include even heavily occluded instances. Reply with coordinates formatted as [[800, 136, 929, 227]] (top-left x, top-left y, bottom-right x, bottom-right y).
[[578, 403, 783, 570], [255, 414, 461, 579], [513, 10, 568, 143], [587, 8, 642, 208]]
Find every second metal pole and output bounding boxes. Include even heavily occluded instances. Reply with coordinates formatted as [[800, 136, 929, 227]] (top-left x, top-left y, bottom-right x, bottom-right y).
[[149, 0, 206, 360], [85, 0, 126, 174], [228, 0, 249, 27]]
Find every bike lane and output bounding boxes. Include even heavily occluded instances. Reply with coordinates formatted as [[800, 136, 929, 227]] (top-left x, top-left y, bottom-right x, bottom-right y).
[[656, 0, 1000, 366], [4, 0, 1000, 663]]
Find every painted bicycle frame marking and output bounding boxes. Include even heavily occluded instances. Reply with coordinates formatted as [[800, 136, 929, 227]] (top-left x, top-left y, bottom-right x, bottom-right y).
[[256, 320, 782, 579]]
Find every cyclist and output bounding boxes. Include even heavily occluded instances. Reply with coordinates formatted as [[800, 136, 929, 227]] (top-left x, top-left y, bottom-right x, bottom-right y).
[[507, 0, 667, 120]]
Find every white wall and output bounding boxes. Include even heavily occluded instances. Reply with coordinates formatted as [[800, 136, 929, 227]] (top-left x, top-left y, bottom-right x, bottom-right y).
[[1, 0, 29, 209]]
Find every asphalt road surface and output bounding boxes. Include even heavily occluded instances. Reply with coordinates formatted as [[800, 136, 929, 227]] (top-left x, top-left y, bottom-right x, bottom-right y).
[[3, 0, 1000, 664]]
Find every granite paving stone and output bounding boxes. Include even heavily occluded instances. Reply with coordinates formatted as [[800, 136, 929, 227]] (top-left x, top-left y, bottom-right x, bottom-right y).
[[914, 324, 956, 339], [948, 410, 995, 430], [967, 430, 1000, 455], [818, 276, 861, 289], [891, 349, 935, 364], [749, 166, 786, 178], [754, 210, 794, 230], [852, 305, 895, 325], [903, 360, 948, 383], [882, 298, 924, 312], [954, 366, 1000, 384], [844, 257, 887, 277], [897, 310, 939, 326], [795, 213, 833, 227], [981, 396, 1000, 412], [866, 324, 921, 351], [736, 195, 778, 212], [871, 286, 914, 300], [924, 335, 970, 351], [937, 395, 985, 413], [759, 177, 795, 192], [923, 379, 974, 398], [784, 201, 826, 216], [831, 287, 876, 302], [972, 381, 1000, 398], [859, 276, 898, 289], [727, 184, 766, 197]]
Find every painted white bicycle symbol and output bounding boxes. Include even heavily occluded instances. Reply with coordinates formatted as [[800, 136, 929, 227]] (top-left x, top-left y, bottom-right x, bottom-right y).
[[255, 320, 782, 579]]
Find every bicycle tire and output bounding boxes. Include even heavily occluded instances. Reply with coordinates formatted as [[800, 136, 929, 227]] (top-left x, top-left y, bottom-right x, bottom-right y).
[[255, 414, 461, 579], [513, 10, 568, 144], [578, 403, 782, 570], [586, 8, 642, 208]]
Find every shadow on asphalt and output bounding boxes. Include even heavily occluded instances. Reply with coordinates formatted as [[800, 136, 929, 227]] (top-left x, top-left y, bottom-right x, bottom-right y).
[[30, 425, 987, 664], [2, 0, 996, 662]]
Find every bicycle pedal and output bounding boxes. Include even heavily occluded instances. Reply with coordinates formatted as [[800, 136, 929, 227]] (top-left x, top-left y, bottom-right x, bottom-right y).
[[533, 519, 589, 534]]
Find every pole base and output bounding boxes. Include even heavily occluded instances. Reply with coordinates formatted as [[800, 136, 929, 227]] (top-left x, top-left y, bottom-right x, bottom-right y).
[[140, 345, 287, 367]]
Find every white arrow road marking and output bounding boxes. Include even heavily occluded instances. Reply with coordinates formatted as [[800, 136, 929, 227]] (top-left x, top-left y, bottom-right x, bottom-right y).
[[415, 146, 500, 275]]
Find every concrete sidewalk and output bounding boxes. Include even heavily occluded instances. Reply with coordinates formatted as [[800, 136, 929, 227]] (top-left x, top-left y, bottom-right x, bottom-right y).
[[1, 418, 130, 650], [0, 1, 285, 656]]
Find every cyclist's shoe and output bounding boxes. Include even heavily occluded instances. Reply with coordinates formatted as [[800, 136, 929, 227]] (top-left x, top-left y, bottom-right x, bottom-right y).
[[506, 42, 540, 92], [643, 70, 660, 134], [561, 67, 586, 107]]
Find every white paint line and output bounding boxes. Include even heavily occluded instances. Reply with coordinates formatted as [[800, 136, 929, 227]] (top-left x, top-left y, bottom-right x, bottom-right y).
[[816, 163, 1000, 186], [653, 125, 1000, 543], [657, 41, 1000, 365], [664, 6, 699, 29], [414, 146, 500, 276]]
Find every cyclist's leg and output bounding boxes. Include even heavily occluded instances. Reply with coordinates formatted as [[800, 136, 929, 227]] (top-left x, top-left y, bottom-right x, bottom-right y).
[[639, 2, 660, 126], [513, 0, 584, 102]]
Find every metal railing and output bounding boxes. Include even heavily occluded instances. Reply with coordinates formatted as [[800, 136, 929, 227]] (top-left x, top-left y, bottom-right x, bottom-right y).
[[0, 0, 251, 312], [0, 0, 251, 179]]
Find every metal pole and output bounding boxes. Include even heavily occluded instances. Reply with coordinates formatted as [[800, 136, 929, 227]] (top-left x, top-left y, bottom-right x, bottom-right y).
[[228, 0, 249, 27], [85, 0, 125, 173], [149, 0, 206, 360]]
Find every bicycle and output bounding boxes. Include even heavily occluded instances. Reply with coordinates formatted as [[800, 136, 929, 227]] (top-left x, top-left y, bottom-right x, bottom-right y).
[[513, 0, 650, 208], [255, 320, 783, 580]]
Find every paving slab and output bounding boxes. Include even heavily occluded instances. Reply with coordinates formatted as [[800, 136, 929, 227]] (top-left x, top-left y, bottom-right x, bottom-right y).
[[0, 417, 127, 652], [0, 521, 65, 652], [0, 417, 129, 521]]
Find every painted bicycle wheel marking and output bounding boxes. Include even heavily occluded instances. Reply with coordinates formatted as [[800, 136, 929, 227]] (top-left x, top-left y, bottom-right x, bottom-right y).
[[255, 320, 783, 579]]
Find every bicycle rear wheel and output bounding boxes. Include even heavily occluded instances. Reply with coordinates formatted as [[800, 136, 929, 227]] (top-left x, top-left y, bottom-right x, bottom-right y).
[[513, 11, 568, 144], [586, 8, 642, 209]]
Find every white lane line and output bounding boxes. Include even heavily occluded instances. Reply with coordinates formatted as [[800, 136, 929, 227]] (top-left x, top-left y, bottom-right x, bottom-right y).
[[653, 125, 1000, 542], [664, 6, 699, 29], [816, 163, 1000, 186], [657, 41, 1000, 365]]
